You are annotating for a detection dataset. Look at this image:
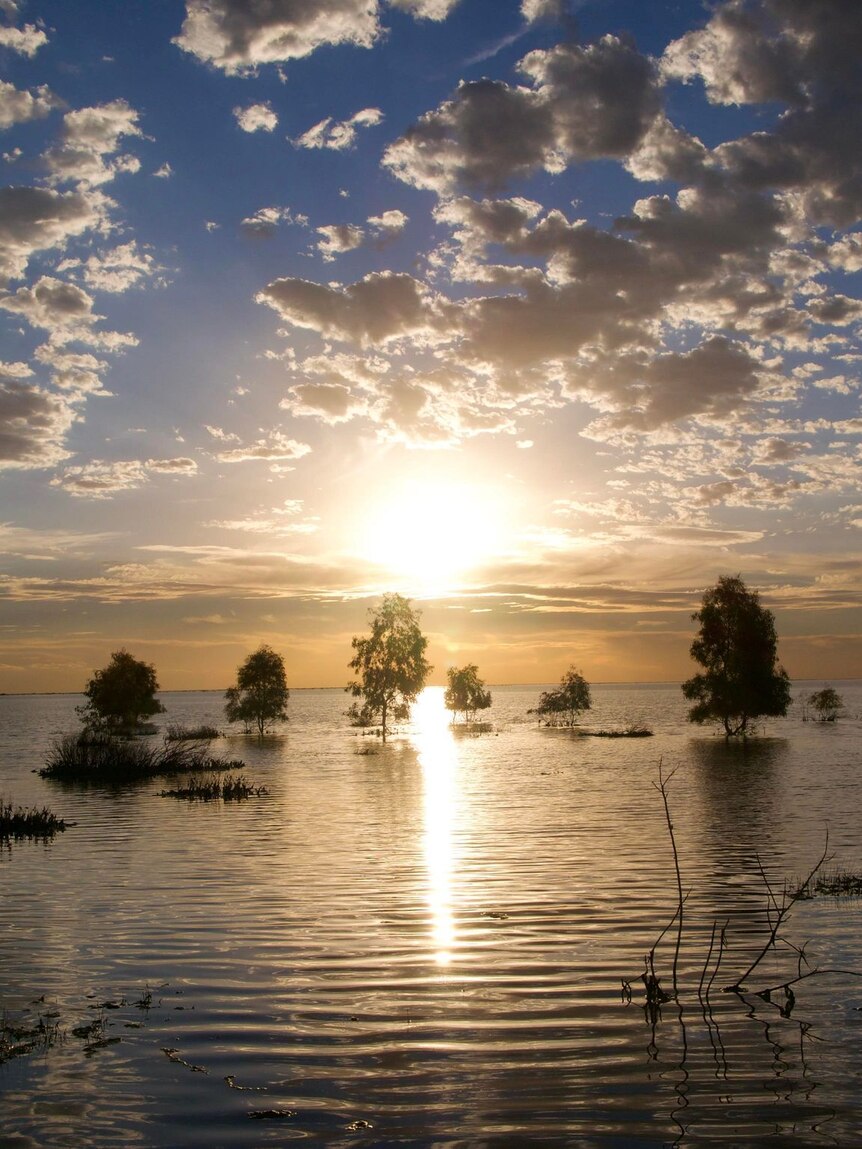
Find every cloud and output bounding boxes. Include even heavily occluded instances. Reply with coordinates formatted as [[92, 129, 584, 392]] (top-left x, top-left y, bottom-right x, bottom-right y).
[[33, 347, 108, 396], [0, 276, 137, 348], [0, 186, 103, 283], [51, 456, 198, 497], [42, 100, 143, 188], [241, 205, 307, 236], [257, 270, 449, 346], [383, 36, 670, 193], [214, 431, 311, 463], [57, 240, 163, 293], [521, 0, 565, 21], [153, 162, 173, 179], [292, 107, 383, 151], [316, 223, 365, 261], [281, 380, 368, 424], [0, 21, 47, 56], [174, 0, 383, 73], [0, 80, 58, 130], [314, 209, 407, 261], [0, 380, 75, 468], [233, 101, 278, 132]]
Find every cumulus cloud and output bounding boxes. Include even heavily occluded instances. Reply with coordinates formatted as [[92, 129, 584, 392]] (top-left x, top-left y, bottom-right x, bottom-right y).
[[292, 107, 383, 151], [0, 380, 75, 468], [42, 99, 143, 188], [281, 380, 368, 424], [0, 80, 58, 130], [33, 347, 108, 396], [174, 0, 383, 73], [57, 241, 162, 293], [51, 456, 198, 497], [316, 223, 365, 261], [383, 37, 673, 193], [257, 270, 449, 346], [0, 186, 103, 283], [233, 101, 278, 132], [241, 205, 307, 236], [214, 431, 311, 463], [0, 276, 137, 348], [0, 21, 47, 56]]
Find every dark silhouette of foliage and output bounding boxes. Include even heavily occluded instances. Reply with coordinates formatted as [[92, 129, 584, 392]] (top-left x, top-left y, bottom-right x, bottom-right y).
[[77, 649, 164, 733], [347, 593, 432, 742], [224, 645, 289, 737], [531, 666, 591, 726], [682, 575, 791, 738], [808, 686, 844, 722], [444, 664, 492, 723]]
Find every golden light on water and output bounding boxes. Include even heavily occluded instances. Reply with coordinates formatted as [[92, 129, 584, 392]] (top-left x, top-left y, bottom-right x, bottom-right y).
[[413, 686, 459, 965]]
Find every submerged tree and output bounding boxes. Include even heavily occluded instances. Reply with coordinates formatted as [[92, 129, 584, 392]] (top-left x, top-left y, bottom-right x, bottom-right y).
[[532, 666, 591, 726], [682, 575, 791, 738], [78, 649, 165, 733], [347, 593, 432, 742], [224, 645, 289, 737], [444, 664, 492, 724], [808, 686, 844, 723]]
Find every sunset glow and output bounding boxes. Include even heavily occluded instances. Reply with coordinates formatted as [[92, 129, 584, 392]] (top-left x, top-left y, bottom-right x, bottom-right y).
[[0, 0, 859, 692]]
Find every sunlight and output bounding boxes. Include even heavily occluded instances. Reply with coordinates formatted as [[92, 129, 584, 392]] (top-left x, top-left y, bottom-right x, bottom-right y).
[[413, 686, 459, 965], [357, 480, 504, 593]]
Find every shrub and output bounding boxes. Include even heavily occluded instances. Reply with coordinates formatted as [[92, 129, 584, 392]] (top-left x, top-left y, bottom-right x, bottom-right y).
[[41, 733, 243, 783]]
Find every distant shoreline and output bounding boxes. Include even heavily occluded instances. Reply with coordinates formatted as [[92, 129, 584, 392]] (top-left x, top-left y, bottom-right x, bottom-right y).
[[2, 678, 859, 699]]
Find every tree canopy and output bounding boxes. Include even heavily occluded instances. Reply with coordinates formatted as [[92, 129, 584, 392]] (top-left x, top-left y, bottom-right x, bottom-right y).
[[532, 667, 591, 726], [682, 575, 791, 738], [444, 664, 492, 724], [224, 645, 289, 737], [808, 687, 844, 722], [347, 593, 432, 741], [78, 649, 165, 732]]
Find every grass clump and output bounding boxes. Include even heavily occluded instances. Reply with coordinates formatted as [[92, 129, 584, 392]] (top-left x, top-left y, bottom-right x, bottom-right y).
[[40, 733, 244, 783], [159, 773, 267, 801], [1, 1010, 63, 1064], [584, 724, 654, 738], [0, 800, 68, 840], [794, 867, 862, 899], [164, 724, 220, 742]]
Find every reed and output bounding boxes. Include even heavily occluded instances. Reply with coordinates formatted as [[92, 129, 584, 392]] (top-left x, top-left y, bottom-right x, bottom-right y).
[[159, 773, 267, 800], [41, 733, 244, 782], [164, 724, 221, 742], [0, 800, 67, 839]]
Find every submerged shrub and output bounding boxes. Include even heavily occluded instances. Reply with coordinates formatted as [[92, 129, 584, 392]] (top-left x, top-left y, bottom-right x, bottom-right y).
[[164, 724, 220, 742], [0, 800, 68, 839], [41, 733, 243, 783], [159, 773, 267, 800]]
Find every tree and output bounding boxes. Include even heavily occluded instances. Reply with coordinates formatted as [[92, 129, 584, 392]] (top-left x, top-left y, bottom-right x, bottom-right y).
[[444, 664, 492, 723], [808, 686, 844, 723], [347, 593, 432, 742], [78, 649, 165, 733], [224, 645, 289, 737], [532, 666, 591, 726], [682, 575, 791, 738]]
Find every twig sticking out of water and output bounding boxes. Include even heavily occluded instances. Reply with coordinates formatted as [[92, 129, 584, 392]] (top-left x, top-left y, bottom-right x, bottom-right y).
[[724, 834, 831, 993], [653, 761, 686, 998]]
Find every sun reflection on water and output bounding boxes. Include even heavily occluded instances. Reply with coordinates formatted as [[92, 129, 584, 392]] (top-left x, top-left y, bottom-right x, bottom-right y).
[[412, 686, 459, 966]]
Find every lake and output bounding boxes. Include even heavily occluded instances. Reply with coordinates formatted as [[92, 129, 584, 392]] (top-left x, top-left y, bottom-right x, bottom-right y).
[[1, 681, 861, 1147]]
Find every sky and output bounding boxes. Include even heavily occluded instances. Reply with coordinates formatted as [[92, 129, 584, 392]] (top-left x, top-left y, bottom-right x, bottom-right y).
[[0, 0, 860, 693]]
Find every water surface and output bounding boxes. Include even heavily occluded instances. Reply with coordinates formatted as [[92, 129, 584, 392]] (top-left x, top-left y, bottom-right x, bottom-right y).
[[1, 683, 861, 1146]]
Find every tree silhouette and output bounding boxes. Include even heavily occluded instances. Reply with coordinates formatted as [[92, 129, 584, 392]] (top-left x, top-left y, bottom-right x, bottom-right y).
[[808, 686, 844, 722], [347, 593, 431, 742], [78, 649, 165, 733], [532, 666, 591, 726], [444, 664, 492, 723], [225, 645, 289, 737], [682, 575, 791, 738]]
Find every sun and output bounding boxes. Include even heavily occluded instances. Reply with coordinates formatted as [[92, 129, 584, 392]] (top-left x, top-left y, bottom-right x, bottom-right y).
[[357, 479, 504, 593]]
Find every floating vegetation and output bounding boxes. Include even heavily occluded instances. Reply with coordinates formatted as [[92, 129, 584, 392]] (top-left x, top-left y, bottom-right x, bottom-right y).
[[0, 800, 69, 840], [0, 1008, 62, 1064], [41, 733, 245, 783], [159, 773, 267, 801], [248, 1109, 297, 1120], [583, 724, 654, 738], [794, 866, 862, 899], [164, 724, 221, 742]]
